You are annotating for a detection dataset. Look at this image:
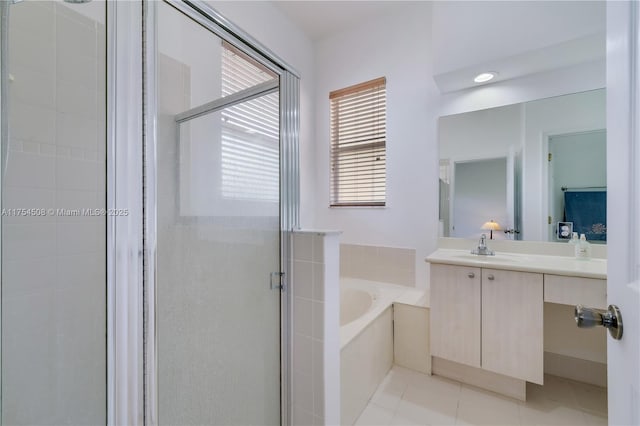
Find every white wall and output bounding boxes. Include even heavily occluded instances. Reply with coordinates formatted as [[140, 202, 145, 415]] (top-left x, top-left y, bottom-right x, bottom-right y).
[[312, 2, 438, 289], [431, 1, 606, 75], [211, 1, 317, 228], [438, 59, 605, 118], [434, 0, 606, 119], [439, 103, 522, 162]]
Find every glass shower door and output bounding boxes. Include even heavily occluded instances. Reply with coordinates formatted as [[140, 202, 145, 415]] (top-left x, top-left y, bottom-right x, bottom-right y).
[[156, 3, 281, 424], [1, 0, 107, 424]]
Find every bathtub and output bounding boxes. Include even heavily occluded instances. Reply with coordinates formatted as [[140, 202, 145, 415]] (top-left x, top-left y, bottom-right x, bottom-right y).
[[339, 278, 409, 425]]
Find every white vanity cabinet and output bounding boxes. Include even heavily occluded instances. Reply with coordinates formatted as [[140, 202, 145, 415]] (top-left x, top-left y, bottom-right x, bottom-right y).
[[481, 268, 543, 383], [430, 264, 543, 384], [427, 247, 607, 399]]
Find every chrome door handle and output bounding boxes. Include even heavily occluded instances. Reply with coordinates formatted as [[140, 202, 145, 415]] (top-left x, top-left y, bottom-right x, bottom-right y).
[[467, 272, 475, 278], [575, 304, 623, 340], [487, 274, 495, 280]]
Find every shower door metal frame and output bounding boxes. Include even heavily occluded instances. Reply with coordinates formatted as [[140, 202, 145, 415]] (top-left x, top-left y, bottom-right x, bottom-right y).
[[107, 1, 145, 425], [142, 1, 300, 425]]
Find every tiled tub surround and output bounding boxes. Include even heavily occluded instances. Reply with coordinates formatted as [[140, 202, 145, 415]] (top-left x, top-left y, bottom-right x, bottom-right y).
[[339, 278, 428, 425], [292, 234, 429, 425], [292, 231, 341, 426], [340, 244, 416, 287]]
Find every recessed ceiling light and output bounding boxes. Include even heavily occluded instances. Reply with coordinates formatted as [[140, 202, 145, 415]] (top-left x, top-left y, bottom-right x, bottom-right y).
[[474, 72, 497, 83]]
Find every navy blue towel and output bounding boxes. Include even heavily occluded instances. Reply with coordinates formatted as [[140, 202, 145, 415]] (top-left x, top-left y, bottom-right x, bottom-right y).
[[564, 191, 607, 241]]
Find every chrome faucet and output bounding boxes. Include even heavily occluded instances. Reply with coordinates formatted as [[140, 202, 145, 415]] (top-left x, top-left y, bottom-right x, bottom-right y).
[[471, 233, 495, 256]]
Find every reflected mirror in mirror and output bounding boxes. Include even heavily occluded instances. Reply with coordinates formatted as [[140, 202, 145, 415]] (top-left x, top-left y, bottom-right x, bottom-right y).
[[438, 89, 606, 244]]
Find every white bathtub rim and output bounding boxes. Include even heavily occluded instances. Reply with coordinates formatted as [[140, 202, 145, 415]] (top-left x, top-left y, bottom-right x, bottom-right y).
[[339, 278, 408, 349], [340, 287, 376, 327]]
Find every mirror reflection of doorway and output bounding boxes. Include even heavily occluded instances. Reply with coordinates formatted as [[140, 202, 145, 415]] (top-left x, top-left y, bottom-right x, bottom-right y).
[[547, 130, 607, 242], [451, 157, 508, 239]]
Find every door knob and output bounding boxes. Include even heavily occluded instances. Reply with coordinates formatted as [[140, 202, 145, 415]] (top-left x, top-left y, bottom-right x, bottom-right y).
[[575, 304, 623, 340]]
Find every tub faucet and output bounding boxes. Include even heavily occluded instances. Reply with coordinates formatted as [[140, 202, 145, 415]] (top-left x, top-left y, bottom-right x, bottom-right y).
[[471, 233, 495, 256]]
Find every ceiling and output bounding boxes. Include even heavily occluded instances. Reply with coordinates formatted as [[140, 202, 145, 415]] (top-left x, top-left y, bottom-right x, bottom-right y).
[[272, 1, 402, 41], [271, 1, 606, 93]]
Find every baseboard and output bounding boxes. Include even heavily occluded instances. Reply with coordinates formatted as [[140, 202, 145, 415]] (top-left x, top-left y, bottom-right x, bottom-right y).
[[544, 352, 607, 387], [432, 357, 527, 401]]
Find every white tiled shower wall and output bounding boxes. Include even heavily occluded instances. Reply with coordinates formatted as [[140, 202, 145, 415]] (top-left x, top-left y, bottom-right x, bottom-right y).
[[292, 231, 341, 425], [340, 244, 416, 287], [3, 1, 106, 424]]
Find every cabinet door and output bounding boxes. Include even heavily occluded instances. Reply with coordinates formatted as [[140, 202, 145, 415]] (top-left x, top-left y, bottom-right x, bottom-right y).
[[481, 268, 544, 384], [430, 264, 481, 368]]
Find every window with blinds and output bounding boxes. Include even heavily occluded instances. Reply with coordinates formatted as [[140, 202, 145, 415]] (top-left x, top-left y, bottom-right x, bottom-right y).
[[330, 77, 386, 207], [220, 41, 279, 202]]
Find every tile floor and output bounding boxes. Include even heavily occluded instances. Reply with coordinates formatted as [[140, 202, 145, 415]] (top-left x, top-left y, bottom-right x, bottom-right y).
[[354, 366, 607, 426]]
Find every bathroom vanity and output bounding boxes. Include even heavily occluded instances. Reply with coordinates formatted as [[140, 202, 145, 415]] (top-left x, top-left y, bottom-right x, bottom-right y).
[[426, 244, 606, 400]]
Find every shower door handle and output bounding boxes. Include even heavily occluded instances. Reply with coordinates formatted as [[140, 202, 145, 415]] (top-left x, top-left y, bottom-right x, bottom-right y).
[[270, 272, 284, 291]]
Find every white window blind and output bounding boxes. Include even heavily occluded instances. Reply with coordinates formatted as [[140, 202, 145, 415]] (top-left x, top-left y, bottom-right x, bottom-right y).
[[220, 41, 279, 202], [330, 77, 386, 206]]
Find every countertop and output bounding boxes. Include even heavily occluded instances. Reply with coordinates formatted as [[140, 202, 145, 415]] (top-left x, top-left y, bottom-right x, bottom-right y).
[[394, 288, 429, 308], [426, 248, 606, 279]]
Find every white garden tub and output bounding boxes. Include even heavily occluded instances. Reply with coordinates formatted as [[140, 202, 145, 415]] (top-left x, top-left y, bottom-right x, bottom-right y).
[[339, 278, 409, 424], [340, 278, 407, 349]]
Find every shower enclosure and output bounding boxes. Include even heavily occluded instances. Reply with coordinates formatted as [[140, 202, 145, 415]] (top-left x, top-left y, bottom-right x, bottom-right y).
[[0, 1, 299, 424], [147, 1, 298, 424]]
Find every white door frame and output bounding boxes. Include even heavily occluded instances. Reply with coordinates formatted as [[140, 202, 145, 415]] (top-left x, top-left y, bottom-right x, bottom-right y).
[[605, 1, 640, 424]]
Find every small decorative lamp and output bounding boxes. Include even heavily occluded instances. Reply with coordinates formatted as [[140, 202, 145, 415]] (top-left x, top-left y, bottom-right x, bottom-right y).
[[482, 220, 501, 240]]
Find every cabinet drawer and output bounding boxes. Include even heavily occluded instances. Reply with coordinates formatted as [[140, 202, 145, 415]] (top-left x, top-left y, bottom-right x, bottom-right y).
[[544, 274, 606, 308]]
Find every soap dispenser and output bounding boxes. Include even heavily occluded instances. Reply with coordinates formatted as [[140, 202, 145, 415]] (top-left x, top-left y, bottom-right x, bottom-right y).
[[568, 232, 579, 246], [575, 233, 592, 260]]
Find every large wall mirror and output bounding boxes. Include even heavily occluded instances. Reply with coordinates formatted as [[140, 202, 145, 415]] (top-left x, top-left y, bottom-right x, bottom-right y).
[[438, 88, 606, 244]]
